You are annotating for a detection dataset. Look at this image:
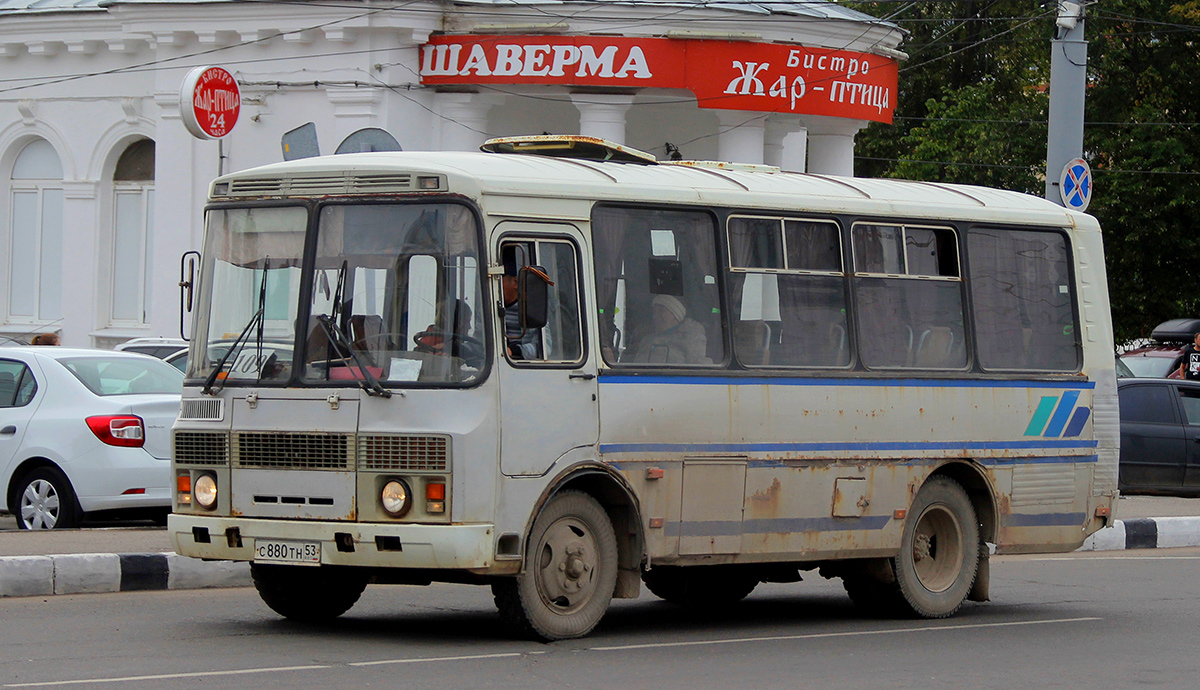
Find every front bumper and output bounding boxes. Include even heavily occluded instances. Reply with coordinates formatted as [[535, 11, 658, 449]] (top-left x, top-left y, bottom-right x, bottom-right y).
[[168, 514, 495, 570]]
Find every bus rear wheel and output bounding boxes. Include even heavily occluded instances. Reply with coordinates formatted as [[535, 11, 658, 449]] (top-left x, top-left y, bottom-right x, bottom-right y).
[[251, 563, 368, 622], [892, 476, 980, 618], [643, 566, 759, 607], [492, 491, 618, 641]]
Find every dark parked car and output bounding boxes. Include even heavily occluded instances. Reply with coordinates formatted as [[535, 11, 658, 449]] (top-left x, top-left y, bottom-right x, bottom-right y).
[[1118, 377, 1200, 496]]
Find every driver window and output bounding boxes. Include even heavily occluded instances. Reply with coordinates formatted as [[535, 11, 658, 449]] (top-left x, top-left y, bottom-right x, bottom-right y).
[[499, 239, 583, 364]]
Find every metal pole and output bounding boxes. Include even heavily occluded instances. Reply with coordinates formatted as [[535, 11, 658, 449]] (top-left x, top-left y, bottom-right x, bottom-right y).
[[1045, 0, 1088, 204]]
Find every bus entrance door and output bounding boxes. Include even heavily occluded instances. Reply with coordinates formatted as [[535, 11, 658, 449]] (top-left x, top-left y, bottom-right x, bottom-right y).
[[496, 229, 598, 476]]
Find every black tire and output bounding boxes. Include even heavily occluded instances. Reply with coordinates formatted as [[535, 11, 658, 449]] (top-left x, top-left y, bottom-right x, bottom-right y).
[[251, 563, 368, 622], [643, 566, 759, 608], [891, 476, 980, 618], [14, 467, 78, 530], [492, 491, 618, 641]]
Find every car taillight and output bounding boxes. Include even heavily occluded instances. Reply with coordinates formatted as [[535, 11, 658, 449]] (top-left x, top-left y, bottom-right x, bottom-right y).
[[86, 415, 145, 447]]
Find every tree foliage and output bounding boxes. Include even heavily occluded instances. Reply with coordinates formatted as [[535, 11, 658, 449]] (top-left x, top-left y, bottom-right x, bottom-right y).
[[849, 0, 1200, 342]]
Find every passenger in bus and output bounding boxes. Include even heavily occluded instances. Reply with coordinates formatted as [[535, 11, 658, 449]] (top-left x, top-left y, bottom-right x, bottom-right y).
[[627, 294, 709, 364], [503, 274, 541, 360]]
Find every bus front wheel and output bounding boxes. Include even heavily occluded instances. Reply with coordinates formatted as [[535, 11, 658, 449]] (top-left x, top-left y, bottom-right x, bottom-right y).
[[892, 476, 980, 618], [251, 563, 368, 622], [492, 491, 618, 641]]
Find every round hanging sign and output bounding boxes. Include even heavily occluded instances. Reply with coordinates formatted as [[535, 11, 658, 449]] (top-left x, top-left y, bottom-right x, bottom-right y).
[[179, 66, 241, 139], [1059, 158, 1092, 211]]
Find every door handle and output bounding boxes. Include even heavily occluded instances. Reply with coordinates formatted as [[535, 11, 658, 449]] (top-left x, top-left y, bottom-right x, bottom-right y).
[[569, 372, 596, 381], [0, 425, 16, 435]]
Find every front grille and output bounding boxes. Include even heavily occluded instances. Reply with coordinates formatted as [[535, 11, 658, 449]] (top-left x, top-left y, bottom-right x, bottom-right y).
[[173, 431, 229, 466], [179, 398, 224, 421], [234, 432, 352, 470], [358, 435, 449, 472]]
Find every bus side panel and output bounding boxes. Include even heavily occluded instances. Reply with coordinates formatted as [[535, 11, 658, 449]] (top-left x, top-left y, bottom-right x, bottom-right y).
[[599, 378, 1100, 563]]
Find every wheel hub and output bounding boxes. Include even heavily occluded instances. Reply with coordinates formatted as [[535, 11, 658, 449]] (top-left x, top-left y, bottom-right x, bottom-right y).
[[536, 519, 598, 611], [20, 479, 60, 530]]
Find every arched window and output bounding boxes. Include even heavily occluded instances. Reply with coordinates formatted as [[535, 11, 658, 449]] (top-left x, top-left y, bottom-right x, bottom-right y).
[[8, 139, 64, 322], [110, 139, 155, 325]]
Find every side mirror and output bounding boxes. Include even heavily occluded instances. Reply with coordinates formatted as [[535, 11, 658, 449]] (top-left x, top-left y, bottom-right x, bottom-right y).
[[519, 265, 550, 330]]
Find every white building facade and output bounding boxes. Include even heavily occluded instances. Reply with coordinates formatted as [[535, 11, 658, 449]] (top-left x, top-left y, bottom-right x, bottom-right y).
[[0, 0, 904, 347]]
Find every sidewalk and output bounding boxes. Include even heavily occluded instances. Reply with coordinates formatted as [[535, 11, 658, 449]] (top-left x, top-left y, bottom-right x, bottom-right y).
[[2, 495, 1199, 597]]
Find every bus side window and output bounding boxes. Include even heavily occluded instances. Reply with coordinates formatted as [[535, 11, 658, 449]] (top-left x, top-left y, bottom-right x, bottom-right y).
[[499, 239, 583, 364], [852, 223, 966, 370], [592, 206, 724, 367], [968, 228, 1080, 372]]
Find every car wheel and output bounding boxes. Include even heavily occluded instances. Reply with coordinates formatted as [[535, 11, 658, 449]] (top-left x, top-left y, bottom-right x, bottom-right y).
[[15, 467, 79, 530]]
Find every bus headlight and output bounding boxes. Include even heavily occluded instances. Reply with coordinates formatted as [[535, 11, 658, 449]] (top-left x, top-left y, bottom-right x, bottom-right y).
[[381, 479, 411, 517], [194, 474, 218, 510]]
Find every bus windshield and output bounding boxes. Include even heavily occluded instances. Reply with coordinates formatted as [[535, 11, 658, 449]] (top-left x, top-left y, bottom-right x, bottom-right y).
[[191, 205, 307, 384], [301, 202, 485, 386], [191, 202, 486, 387]]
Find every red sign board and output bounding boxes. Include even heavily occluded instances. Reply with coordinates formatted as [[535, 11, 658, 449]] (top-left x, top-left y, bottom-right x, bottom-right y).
[[179, 66, 241, 139], [420, 36, 897, 123]]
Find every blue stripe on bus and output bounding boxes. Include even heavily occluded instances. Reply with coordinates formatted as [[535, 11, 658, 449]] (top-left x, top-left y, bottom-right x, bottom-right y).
[[1042, 390, 1081, 437], [662, 513, 1081, 536], [1024, 396, 1060, 436], [667, 516, 893, 537], [1004, 512, 1087, 528], [598, 375, 1096, 389], [599, 440, 1098, 454], [1063, 407, 1092, 438], [610, 455, 1098, 470]]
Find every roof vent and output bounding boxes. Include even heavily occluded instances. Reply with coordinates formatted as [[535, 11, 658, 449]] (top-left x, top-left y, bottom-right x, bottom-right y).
[[481, 135, 658, 165], [664, 160, 781, 173]]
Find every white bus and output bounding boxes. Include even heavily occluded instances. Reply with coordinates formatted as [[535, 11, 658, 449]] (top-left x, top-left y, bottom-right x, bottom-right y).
[[170, 136, 1118, 640]]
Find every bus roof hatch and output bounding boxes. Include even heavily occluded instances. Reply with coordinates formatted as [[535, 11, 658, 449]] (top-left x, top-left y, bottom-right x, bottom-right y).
[[481, 135, 659, 165]]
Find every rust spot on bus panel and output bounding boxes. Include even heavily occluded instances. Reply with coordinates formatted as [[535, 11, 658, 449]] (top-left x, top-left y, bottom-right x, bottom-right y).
[[750, 478, 782, 505]]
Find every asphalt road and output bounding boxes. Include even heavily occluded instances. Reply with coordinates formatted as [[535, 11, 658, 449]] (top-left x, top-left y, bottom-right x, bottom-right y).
[[2, 548, 1198, 690]]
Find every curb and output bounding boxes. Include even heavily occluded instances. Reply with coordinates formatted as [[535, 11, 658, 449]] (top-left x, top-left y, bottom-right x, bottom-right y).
[[2, 517, 1198, 598], [1078, 517, 1200, 551], [0, 552, 250, 598]]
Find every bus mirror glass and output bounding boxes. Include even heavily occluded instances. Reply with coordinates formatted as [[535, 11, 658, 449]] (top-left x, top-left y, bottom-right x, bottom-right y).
[[520, 265, 550, 330]]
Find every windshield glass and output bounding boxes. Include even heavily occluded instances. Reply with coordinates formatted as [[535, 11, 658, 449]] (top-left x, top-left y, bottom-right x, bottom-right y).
[[301, 203, 485, 386], [60, 356, 183, 396], [189, 206, 307, 382], [1120, 354, 1177, 378]]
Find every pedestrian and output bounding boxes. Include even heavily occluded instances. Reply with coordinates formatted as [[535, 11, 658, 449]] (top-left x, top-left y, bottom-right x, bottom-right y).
[[30, 333, 59, 346], [1178, 331, 1200, 380]]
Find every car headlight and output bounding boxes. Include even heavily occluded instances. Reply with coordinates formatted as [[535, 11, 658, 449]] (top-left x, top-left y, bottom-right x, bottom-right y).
[[381, 479, 411, 517], [194, 474, 218, 510]]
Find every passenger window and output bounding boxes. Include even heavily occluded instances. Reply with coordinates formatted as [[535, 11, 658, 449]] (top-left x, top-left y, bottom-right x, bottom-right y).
[[500, 239, 583, 364], [853, 222, 966, 370], [1178, 388, 1200, 425], [1119, 385, 1177, 424], [969, 228, 1079, 372], [593, 207, 724, 366], [0, 360, 36, 408], [727, 217, 849, 368]]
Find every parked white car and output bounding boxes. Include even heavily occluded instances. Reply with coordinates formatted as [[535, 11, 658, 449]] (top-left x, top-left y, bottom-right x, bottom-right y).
[[0, 348, 182, 529], [114, 337, 189, 360]]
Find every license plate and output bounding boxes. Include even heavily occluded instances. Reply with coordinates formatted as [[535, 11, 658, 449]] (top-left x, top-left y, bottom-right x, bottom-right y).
[[254, 539, 321, 565]]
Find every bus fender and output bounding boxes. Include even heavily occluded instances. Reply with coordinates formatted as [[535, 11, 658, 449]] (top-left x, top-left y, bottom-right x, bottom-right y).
[[524, 460, 646, 599]]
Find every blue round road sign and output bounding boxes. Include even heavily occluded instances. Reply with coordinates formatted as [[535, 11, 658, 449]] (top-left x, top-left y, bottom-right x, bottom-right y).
[[1059, 158, 1092, 211]]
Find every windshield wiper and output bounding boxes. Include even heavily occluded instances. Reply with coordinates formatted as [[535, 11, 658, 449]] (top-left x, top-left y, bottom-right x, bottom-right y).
[[201, 307, 263, 395], [202, 260, 270, 396], [313, 313, 392, 398]]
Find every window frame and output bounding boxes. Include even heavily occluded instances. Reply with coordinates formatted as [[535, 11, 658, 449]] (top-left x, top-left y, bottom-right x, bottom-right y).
[[964, 224, 1082, 375], [497, 233, 588, 369]]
